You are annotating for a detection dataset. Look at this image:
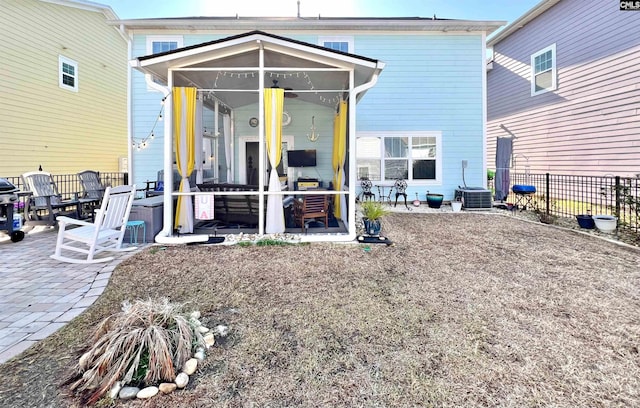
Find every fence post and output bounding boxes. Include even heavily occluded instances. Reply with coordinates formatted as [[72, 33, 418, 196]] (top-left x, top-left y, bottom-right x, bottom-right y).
[[615, 176, 621, 218], [545, 173, 550, 214]]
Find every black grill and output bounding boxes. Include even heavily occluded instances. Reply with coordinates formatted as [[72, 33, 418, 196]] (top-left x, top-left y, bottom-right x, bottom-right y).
[[0, 178, 24, 242]]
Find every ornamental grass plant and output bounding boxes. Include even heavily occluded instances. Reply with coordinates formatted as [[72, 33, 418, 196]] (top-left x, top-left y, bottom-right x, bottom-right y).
[[359, 200, 391, 220], [64, 298, 205, 405]]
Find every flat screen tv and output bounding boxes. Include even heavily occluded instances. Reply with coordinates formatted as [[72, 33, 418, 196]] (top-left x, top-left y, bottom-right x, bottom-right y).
[[287, 149, 316, 167]]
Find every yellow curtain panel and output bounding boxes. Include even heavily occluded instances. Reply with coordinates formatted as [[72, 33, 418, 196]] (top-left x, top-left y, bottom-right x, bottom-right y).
[[264, 87, 285, 233], [264, 88, 283, 166], [332, 100, 348, 218], [173, 86, 197, 232]]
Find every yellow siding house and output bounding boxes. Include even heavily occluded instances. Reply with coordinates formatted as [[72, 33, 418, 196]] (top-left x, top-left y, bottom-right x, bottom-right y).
[[0, 0, 128, 177]]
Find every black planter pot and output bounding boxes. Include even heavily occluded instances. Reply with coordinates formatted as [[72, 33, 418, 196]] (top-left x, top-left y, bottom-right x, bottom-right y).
[[576, 214, 595, 229], [363, 218, 382, 236], [426, 193, 444, 209]]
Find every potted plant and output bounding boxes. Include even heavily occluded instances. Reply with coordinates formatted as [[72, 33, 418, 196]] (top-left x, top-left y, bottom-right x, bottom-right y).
[[426, 191, 444, 209], [360, 201, 390, 236], [576, 213, 595, 229], [593, 214, 617, 233]]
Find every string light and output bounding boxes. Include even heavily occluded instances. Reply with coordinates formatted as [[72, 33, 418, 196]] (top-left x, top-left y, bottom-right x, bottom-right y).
[[212, 70, 342, 106], [132, 94, 169, 150]]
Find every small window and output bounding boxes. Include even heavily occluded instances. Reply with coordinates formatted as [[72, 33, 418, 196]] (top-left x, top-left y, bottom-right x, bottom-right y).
[[146, 36, 183, 55], [59, 56, 78, 92], [531, 44, 556, 96], [318, 36, 353, 53]]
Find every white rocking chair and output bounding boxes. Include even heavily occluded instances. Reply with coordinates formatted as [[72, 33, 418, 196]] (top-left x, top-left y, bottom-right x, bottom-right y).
[[51, 184, 137, 264]]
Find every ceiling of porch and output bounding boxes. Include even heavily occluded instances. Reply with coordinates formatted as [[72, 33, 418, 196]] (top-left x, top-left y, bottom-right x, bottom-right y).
[[132, 31, 384, 109]]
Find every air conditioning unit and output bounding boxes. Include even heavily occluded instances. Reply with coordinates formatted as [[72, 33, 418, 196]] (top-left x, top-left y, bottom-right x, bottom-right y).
[[455, 187, 492, 210]]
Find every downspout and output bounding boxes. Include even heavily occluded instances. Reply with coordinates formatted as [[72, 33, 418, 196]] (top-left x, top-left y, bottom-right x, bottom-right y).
[[123, 25, 133, 182], [481, 31, 489, 189], [300, 61, 384, 243], [345, 65, 382, 242]]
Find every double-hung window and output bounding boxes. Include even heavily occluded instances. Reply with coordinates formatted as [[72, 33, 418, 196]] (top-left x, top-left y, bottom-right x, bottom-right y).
[[59, 56, 78, 92], [356, 131, 441, 183], [318, 36, 353, 53], [531, 43, 557, 96]]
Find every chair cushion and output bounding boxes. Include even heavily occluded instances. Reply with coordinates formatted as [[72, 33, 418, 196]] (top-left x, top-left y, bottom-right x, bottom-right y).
[[512, 185, 536, 194]]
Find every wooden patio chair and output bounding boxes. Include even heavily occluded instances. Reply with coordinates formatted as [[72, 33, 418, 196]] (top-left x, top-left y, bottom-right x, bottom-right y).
[[21, 171, 81, 226], [293, 194, 330, 232], [50, 184, 137, 264]]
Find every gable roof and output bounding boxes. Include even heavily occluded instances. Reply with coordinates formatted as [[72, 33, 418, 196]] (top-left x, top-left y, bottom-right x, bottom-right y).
[[138, 30, 377, 64], [487, 0, 562, 47], [131, 30, 385, 108]]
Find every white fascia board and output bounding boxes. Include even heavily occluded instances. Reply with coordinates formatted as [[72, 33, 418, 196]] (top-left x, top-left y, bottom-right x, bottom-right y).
[[487, 0, 561, 46], [263, 41, 377, 70], [140, 42, 259, 70], [114, 18, 505, 35], [39, 0, 119, 20]]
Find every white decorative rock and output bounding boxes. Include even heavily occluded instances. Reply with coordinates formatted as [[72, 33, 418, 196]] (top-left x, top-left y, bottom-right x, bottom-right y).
[[183, 358, 198, 375], [108, 381, 122, 399], [118, 386, 140, 400], [197, 325, 210, 334], [195, 346, 206, 354], [194, 350, 206, 361], [190, 311, 201, 320], [190, 318, 202, 327], [215, 324, 229, 337], [203, 333, 215, 348], [159, 382, 177, 394], [175, 372, 189, 388], [137, 386, 159, 399]]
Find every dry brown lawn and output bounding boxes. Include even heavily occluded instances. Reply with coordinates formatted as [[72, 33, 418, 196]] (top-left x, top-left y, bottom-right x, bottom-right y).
[[0, 213, 639, 407]]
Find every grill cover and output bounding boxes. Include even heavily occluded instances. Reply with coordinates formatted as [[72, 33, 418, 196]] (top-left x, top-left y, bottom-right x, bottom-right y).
[[0, 178, 18, 194]]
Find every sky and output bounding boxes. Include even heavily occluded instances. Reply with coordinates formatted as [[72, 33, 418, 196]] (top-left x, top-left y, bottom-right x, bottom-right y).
[[99, 0, 542, 27]]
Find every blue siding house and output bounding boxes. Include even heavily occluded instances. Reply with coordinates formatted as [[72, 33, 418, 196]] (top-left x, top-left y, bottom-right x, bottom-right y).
[[118, 17, 504, 243]]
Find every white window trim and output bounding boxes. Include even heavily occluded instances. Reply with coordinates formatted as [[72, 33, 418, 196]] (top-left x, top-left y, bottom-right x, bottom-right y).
[[530, 43, 557, 96], [145, 35, 184, 55], [145, 36, 184, 91], [356, 131, 442, 185], [59, 55, 78, 92], [318, 36, 354, 53]]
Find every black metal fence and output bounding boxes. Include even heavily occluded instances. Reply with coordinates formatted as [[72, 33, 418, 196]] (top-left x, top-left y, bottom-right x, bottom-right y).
[[490, 173, 640, 234], [4, 172, 128, 214]]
